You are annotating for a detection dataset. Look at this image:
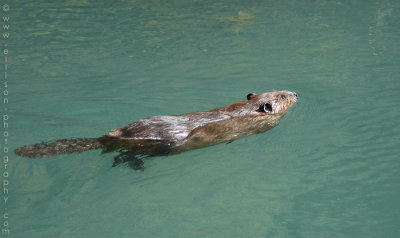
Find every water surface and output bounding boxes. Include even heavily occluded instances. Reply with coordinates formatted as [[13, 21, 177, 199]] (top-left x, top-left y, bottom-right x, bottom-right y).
[[5, 0, 400, 237]]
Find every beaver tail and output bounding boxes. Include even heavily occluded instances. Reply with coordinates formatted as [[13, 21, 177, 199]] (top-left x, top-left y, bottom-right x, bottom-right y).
[[14, 138, 104, 158]]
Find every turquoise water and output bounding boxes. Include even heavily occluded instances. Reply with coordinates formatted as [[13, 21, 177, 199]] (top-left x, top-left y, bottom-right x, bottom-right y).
[[4, 0, 400, 237]]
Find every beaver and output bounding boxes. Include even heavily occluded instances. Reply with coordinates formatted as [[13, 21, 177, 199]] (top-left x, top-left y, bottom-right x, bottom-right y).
[[14, 90, 298, 170]]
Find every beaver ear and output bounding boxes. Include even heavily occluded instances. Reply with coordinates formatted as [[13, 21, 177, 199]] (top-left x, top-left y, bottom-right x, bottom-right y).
[[247, 93, 256, 100], [257, 103, 272, 113]]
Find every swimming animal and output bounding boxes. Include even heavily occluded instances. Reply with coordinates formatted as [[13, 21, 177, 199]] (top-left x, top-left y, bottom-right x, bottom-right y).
[[14, 90, 298, 170]]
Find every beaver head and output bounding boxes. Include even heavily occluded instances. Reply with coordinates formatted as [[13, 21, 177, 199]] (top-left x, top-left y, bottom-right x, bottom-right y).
[[246, 90, 298, 116]]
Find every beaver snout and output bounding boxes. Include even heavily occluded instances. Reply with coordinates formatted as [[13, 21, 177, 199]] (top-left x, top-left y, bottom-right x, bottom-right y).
[[290, 92, 298, 102]]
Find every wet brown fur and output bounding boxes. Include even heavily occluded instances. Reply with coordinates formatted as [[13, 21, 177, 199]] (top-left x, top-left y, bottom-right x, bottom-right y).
[[14, 90, 298, 167]]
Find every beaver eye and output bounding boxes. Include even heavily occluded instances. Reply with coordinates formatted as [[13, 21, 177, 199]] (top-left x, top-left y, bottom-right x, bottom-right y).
[[280, 95, 286, 100], [257, 103, 272, 113]]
